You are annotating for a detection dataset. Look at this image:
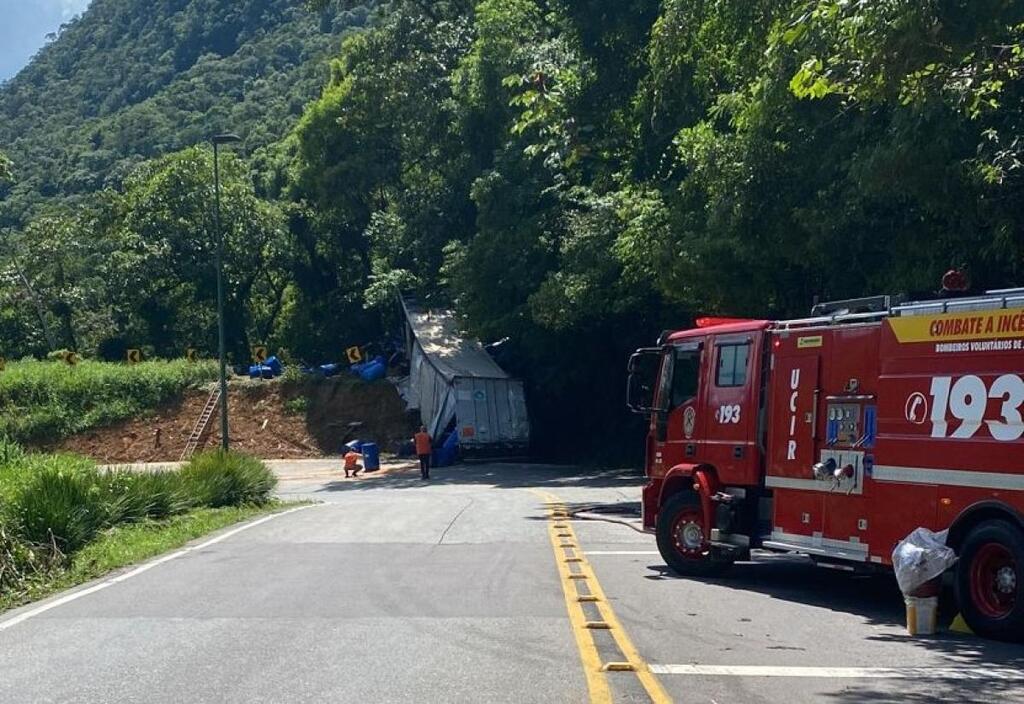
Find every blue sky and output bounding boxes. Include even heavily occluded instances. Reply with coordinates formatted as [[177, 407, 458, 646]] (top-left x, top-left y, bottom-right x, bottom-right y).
[[0, 0, 92, 81]]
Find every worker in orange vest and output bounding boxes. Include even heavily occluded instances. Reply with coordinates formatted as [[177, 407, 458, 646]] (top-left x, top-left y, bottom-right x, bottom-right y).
[[414, 426, 432, 480], [343, 448, 363, 478]]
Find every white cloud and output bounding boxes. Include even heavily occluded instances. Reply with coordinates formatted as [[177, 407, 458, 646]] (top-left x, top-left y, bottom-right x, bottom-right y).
[[58, 0, 91, 20]]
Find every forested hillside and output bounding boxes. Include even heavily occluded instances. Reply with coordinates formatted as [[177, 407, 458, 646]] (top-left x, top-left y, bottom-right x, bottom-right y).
[[0, 0, 370, 371], [0, 0, 369, 224], [2, 0, 1022, 459]]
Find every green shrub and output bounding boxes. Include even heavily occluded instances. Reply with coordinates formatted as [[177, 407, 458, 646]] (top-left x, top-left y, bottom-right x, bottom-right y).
[[283, 396, 309, 415], [0, 446, 274, 567], [0, 450, 93, 509], [180, 451, 277, 508], [281, 365, 306, 384], [94, 470, 146, 525], [99, 469, 191, 523], [0, 443, 29, 508], [0, 436, 25, 465], [134, 471, 193, 519], [8, 458, 107, 553], [0, 520, 50, 595]]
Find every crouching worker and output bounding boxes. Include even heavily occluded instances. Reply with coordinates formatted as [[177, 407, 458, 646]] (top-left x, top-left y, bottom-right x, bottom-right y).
[[343, 448, 363, 478]]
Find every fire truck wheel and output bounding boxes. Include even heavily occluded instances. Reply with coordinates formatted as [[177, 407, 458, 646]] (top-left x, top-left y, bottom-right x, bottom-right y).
[[955, 519, 1024, 642], [656, 492, 732, 578]]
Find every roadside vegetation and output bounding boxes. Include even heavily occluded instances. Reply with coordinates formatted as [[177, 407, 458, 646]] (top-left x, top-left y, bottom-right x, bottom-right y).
[[0, 359, 218, 445], [0, 443, 281, 612]]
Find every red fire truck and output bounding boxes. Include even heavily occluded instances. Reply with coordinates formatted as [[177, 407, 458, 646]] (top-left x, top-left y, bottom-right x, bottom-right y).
[[628, 287, 1024, 640]]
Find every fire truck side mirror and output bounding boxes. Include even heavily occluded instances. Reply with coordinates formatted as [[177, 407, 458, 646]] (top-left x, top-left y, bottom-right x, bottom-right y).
[[626, 373, 650, 414], [627, 348, 663, 415]]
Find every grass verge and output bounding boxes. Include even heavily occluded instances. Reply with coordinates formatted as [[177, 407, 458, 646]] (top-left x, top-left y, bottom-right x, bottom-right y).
[[0, 502, 304, 614], [0, 446, 290, 615], [0, 359, 218, 445]]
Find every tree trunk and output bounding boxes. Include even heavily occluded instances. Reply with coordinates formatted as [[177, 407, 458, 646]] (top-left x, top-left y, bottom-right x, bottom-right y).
[[9, 252, 58, 351]]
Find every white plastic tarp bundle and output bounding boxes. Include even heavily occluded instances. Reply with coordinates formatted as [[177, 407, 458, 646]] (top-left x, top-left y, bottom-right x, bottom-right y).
[[401, 299, 529, 450], [891, 527, 957, 595]]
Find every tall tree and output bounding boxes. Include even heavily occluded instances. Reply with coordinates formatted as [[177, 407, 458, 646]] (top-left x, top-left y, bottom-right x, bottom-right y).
[[0, 153, 11, 185]]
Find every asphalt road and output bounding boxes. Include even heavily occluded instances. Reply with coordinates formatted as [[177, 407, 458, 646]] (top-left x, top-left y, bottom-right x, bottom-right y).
[[2, 460, 1023, 703]]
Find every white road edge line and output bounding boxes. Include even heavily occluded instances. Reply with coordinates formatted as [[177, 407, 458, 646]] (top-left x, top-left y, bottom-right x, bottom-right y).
[[0, 503, 317, 633], [649, 665, 1024, 680], [585, 551, 661, 555]]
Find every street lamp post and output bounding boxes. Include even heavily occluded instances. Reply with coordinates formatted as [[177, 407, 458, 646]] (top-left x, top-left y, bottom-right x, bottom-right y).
[[212, 133, 241, 452]]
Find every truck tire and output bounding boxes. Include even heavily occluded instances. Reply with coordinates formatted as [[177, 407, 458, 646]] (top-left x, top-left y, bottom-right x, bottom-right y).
[[656, 491, 732, 578], [955, 519, 1024, 642]]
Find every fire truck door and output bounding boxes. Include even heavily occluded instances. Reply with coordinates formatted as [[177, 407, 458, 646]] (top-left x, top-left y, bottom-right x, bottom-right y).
[[705, 333, 763, 484], [655, 341, 705, 463]]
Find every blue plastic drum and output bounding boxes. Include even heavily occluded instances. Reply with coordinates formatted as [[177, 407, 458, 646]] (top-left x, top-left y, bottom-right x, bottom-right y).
[[358, 361, 386, 382], [361, 442, 380, 472]]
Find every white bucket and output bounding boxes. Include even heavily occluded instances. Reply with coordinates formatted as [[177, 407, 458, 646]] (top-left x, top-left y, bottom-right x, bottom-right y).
[[905, 596, 939, 636]]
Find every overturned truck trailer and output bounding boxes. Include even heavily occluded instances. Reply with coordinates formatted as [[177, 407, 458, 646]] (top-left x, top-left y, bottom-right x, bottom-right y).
[[401, 298, 529, 457]]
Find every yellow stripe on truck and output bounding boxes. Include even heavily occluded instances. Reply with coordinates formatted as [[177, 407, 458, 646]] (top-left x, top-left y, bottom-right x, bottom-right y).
[[887, 307, 1024, 344]]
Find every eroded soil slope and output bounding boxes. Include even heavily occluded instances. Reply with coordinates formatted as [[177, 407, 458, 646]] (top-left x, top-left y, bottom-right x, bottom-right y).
[[54, 377, 417, 462]]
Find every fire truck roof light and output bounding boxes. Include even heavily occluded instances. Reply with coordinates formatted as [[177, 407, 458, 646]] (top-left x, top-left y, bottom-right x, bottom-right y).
[[695, 316, 757, 328]]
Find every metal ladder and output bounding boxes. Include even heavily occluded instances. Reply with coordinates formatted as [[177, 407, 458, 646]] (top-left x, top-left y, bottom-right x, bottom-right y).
[[180, 386, 222, 461]]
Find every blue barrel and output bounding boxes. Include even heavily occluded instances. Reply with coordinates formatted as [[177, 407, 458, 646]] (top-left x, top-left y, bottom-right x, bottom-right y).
[[361, 442, 380, 472], [433, 431, 459, 467], [359, 360, 386, 382], [265, 356, 283, 376], [249, 364, 273, 379]]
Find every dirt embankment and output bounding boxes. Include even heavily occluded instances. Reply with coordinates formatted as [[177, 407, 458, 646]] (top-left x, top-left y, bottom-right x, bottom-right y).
[[54, 377, 418, 463]]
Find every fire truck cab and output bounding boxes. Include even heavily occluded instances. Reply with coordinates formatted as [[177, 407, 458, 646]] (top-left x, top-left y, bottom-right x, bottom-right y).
[[628, 288, 1024, 641]]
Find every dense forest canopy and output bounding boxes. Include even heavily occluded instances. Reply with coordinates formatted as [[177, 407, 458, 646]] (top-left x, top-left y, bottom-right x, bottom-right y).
[[1, 0, 1022, 459]]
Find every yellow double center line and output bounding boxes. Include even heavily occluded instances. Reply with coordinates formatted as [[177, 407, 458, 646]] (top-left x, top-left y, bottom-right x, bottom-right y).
[[533, 490, 671, 704]]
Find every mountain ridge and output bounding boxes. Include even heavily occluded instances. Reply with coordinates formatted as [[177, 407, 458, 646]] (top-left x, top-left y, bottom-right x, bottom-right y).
[[0, 0, 370, 224]]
